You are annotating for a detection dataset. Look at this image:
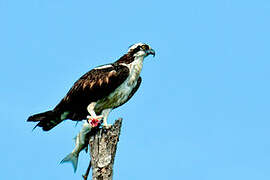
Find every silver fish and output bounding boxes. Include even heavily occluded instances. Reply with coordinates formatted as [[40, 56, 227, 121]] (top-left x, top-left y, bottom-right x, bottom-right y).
[[60, 122, 92, 172]]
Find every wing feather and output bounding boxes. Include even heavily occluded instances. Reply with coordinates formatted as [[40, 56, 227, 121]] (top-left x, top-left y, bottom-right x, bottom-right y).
[[54, 64, 129, 119]]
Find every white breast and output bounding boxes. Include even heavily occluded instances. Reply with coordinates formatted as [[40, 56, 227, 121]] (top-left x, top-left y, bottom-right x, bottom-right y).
[[95, 56, 144, 111]]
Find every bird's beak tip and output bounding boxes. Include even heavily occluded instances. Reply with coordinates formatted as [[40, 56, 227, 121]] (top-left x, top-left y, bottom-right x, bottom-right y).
[[147, 49, 155, 57]]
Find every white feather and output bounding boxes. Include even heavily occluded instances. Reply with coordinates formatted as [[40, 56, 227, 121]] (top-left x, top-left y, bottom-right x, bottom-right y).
[[95, 56, 144, 110], [94, 64, 113, 70], [128, 42, 144, 52]]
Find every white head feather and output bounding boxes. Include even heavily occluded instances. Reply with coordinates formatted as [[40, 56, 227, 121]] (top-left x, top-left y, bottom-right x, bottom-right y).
[[128, 42, 145, 53], [128, 43, 152, 57]]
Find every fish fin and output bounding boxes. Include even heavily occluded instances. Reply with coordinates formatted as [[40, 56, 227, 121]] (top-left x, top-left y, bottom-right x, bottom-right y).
[[60, 153, 79, 172]]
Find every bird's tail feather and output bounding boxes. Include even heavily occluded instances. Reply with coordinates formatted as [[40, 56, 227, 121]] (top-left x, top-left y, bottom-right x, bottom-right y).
[[27, 110, 62, 131], [60, 152, 79, 172]]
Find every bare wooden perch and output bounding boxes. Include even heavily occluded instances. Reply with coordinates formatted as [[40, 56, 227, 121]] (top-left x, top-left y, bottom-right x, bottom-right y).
[[83, 118, 123, 180]]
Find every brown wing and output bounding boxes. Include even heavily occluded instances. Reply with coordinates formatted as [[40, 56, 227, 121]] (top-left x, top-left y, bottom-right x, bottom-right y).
[[54, 64, 129, 120]]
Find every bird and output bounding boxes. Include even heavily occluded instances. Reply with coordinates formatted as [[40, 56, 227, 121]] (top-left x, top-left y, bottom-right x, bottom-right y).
[[27, 43, 155, 131]]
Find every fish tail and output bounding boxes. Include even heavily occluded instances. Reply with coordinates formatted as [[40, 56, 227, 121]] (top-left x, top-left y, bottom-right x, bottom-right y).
[[60, 152, 79, 172]]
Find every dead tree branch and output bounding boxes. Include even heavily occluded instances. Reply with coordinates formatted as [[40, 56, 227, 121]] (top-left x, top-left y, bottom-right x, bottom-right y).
[[84, 118, 122, 180]]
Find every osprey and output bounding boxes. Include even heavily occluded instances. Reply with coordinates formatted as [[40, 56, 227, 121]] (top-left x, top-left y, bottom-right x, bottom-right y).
[[27, 43, 155, 131]]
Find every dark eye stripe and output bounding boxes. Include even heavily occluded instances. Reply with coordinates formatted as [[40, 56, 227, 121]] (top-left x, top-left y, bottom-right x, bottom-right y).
[[142, 45, 149, 50], [128, 44, 150, 56], [135, 46, 141, 52]]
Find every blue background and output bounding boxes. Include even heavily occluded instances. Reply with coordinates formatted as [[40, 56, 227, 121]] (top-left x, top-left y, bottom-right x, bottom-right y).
[[1, 0, 270, 179]]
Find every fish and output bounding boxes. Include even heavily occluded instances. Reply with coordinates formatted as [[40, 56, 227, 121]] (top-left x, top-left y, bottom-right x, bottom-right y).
[[60, 121, 95, 172]]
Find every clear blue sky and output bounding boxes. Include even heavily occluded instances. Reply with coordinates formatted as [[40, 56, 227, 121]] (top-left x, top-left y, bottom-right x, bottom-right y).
[[1, 0, 270, 179]]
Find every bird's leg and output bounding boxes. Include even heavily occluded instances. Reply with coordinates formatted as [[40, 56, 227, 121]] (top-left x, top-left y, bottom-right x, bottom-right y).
[[101, 108, 112, 129], [87, 102, 103, 127]]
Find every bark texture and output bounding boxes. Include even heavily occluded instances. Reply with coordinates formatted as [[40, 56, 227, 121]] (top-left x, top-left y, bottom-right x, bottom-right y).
[[89, 118, 122, 180]]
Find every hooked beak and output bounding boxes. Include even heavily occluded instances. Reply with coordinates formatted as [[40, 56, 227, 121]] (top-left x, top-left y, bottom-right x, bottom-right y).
[[146, 49, 155, 57]]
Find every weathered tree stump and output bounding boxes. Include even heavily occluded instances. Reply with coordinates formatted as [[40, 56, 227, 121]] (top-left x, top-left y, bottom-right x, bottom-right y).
[[86, 118, 122, 180]]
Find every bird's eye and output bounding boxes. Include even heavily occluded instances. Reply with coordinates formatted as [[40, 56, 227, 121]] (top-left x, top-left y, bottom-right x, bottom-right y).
[[141, 45, 148, 50]]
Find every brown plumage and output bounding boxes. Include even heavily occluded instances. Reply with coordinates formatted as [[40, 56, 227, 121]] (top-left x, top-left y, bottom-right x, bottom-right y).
[[27, 43, 155, 131], [28, 64, 130, 131], [55, 64, 130, 118]]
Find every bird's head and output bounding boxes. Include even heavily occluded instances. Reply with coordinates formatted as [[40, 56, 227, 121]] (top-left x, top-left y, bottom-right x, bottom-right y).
[[128, 43, 155, 58]]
